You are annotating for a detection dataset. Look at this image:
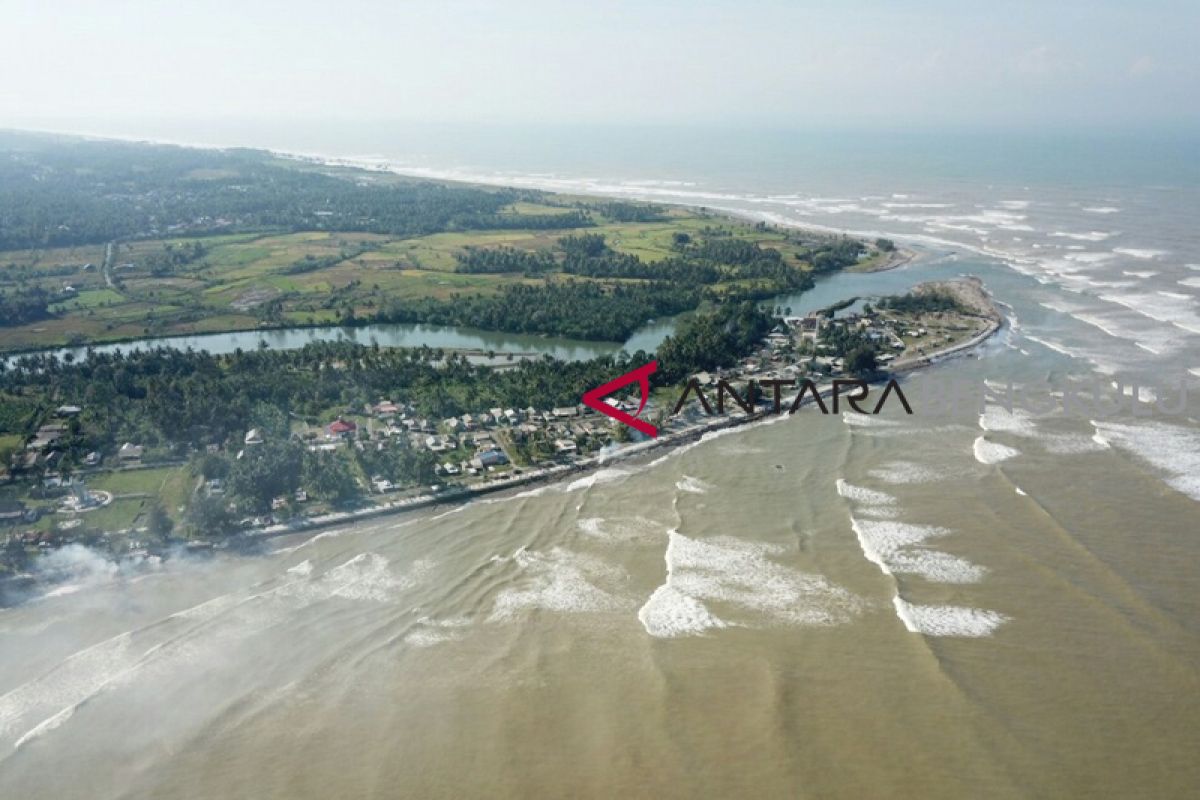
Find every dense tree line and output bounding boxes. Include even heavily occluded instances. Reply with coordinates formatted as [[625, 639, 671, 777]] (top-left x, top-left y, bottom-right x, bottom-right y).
[[877, 289, 965, 314], [1, 296, 783, 466], [0, 287, 57, 326], [141, 241, 209, 276], [563, 253, 723, 284], [655, 302, 774, 384], [461, 211, 593, 230], [558, 233, 609, 258], [454, 247, 557, 274], [1, 297, 789, 535], [810, 238, 865, 272], [0, 342, 655, 455], [0, 132, 543, 249], [595, 202, 666, 222], [412, 232, 824, 339], [374, 281, 701, 341]]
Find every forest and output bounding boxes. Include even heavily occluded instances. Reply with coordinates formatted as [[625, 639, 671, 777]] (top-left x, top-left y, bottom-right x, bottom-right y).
[[0, 132, 544, 249], [372, 281, 702, 341], [0, 298, 778, 473]]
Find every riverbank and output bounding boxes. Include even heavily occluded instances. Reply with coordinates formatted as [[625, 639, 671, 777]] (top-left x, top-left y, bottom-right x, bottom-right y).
[[2, 262, 1004, 606], [854, 246, 918, 273], [244, 276, 1004, 546]]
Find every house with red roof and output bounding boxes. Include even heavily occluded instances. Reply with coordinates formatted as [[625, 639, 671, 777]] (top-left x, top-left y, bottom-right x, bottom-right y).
[[326, 418, 358, 439]]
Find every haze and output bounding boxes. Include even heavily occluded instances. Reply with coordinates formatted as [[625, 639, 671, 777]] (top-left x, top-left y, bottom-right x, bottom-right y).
[[2, 0, 1198, 132]]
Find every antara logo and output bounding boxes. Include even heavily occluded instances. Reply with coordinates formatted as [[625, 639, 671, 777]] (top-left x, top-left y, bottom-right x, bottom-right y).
[[583, 361, 914, 438], [582, 361, 660, 437]]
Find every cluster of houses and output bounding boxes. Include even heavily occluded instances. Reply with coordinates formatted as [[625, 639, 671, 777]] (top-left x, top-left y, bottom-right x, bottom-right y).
[[295, 399, 631, 488], [688, 306, 949, 393], [8, 404, 146, 481]]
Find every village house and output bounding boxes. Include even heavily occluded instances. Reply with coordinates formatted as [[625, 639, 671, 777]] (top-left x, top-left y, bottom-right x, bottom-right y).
[[471, 449, 509, 469], [118, 442, 144, 462], [27, 424, 67, 451], [326, 418, 358, 439], [374, 400, 400, 418]]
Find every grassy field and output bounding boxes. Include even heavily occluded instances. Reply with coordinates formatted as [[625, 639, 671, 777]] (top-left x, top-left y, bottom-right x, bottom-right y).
[[0, 199, 865, 352]]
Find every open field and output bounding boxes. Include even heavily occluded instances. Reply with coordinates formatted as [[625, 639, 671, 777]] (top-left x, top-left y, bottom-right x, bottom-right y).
[[0, 200, 866, 352]]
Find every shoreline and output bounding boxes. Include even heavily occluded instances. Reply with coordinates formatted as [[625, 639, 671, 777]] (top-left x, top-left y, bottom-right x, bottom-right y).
[[242, 277, 1005, 545], [855, 246, 919, 273], [2, 271, 1004, 604], [2, 124, 1032, 284]]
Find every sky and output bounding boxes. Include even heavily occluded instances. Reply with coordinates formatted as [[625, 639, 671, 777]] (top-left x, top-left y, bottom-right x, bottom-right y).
[[1, 0, 1197, 132]]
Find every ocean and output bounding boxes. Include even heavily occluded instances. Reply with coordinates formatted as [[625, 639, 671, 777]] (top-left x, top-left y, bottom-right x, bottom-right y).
[[1, 122, 1198, 798]]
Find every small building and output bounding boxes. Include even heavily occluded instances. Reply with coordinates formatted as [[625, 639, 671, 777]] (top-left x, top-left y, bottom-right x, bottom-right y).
[[244, 428, 264, 446], [56, 405, 83, 417], [554, 438, 578, 454], [471, 449, 509, 469], [118, 442, 144, 461], [327, 418, 358, 439], [27, 424, 67, 451]]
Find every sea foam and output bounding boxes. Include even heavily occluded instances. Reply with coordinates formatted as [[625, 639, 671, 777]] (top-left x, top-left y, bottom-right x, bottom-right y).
[[637, 531, 861, 637], [973, 436, 1021, 465], [850, 519, 986, 584], [489, 547, 632, 621], [892, 596, 1009, 637], [866, 460, 952, 485], [1091, 421, 1200, 502]]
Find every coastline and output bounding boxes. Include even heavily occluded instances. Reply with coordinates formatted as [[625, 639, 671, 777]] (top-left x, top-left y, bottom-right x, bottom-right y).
[[245, 276, 1005, 546], [890, 276, 1004, 372], [0, 130, 1005, 603], [855, 246, 918, 273], [2, 275, 1005, 604]]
